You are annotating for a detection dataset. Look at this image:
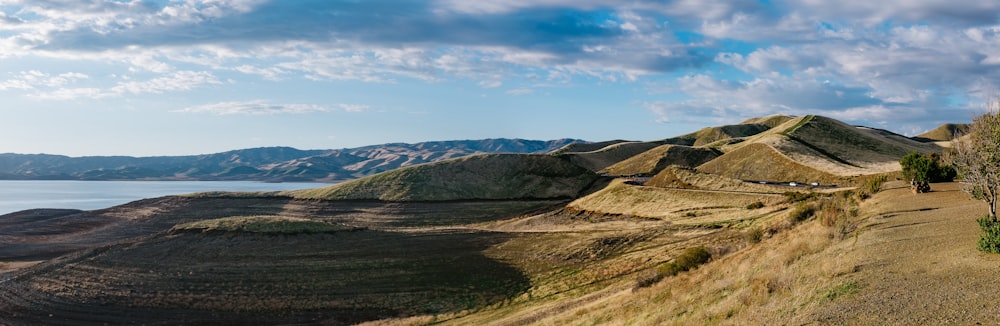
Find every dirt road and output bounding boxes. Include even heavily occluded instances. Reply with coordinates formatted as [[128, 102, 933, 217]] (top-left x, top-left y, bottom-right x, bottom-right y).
[[800, 182, 1000, 324]]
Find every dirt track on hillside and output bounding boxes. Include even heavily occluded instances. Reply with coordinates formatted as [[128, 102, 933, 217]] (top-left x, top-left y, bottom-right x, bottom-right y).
[[800, 182, 1000, 325]]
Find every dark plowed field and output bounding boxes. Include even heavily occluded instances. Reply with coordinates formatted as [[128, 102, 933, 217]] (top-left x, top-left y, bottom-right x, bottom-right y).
[[0, 196, 561, 325]]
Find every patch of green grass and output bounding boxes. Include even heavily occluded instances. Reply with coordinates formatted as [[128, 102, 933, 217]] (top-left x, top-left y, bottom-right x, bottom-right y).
[[821, 280, 860, 302], [171, 216, 352, 234]]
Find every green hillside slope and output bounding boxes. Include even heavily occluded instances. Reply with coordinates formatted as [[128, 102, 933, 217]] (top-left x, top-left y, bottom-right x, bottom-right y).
[[287, 154, 597, 201]]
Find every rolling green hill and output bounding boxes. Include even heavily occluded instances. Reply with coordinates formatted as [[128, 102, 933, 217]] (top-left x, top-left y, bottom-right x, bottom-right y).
[[287, 154, 597, 201]]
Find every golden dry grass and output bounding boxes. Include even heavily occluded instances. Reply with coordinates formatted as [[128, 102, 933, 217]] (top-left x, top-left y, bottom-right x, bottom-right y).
[[913, 123, 969, 142], [647, 166, 794, 193], [697, 142, 849, 185], [548, 140, 629, 155], [413, 182, 996, 326], [565, 179, 785, 224], [600, 145, 719, 176]]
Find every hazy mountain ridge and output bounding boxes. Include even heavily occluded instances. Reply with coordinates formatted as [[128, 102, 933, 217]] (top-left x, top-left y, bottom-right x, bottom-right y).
[[0, 139, 581, 182]]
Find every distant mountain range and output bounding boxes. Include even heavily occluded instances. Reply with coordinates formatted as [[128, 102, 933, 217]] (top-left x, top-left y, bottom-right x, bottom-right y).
[[0, 139, 581, 182]]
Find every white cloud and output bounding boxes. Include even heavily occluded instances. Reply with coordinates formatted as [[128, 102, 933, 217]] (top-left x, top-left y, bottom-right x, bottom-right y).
[[175, 100, 371, 115], [0, 70, 89, 91], [506, 88, 534, 95], [338, 104, 370, 112], [111, 70, 220, 95], [175, 101, 331, 115]]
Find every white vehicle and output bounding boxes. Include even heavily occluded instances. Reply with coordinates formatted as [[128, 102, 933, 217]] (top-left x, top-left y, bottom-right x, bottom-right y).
[[789, 182, 798, 187], [811, 182, 820, 186]]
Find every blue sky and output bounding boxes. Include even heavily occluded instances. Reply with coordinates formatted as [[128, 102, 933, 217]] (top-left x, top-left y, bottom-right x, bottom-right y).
[[1, 0, 998, 156]]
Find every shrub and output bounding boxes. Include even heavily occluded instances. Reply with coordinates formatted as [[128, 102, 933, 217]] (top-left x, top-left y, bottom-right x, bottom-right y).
[[746, 201, 765, 210], [978, 216, 1000, 253], [745, 227, 764, 244], [787, 203, 816, 223], [900, 152, 957, 193], [857, 175, 887, 200], [783, 191, 817, 203], [657, 246, 712, 277], [632, 271, 663, 292]]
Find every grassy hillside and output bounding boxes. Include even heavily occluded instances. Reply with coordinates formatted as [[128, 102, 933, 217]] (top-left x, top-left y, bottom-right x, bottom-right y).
[[739, 114, 795, 128], [913, 123, 969, 142], [647, 166, 790, 193], [554, 141, 667, 172], [698, 142, 847, 185], [548, 140, 628, 155], [699, 115, 941, 179], [287, 154, 597, 201], [601, 145, 720, 176], [565, 179, 785, 223], [782, 115, 934, 165]]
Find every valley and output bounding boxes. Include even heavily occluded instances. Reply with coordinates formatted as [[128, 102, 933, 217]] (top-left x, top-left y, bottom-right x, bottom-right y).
[[0, 114, 990, 325]]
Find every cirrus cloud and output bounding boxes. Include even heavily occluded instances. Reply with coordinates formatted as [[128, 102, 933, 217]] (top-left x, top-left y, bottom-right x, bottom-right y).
[[174, 100, 368, 115]]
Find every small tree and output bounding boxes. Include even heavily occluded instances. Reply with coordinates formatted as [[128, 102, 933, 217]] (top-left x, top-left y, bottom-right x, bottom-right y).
[[951, 102, 1000, 221], [900, 151, 934, 193]]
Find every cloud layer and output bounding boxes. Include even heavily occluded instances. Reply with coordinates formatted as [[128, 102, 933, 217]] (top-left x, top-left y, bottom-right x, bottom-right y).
[[1, 0, 997, 132]]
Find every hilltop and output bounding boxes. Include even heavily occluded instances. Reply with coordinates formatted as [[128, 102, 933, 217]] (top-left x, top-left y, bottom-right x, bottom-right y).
[[912, 123, 970, 142], [553, 114, 939, 186]]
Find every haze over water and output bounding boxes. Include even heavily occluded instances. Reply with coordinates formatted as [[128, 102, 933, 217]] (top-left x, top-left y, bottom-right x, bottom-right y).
[[0, 180, 325, 216]]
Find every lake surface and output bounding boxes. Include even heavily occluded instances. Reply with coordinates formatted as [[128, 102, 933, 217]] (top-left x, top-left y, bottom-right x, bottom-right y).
[[0, 180, 328, 216]]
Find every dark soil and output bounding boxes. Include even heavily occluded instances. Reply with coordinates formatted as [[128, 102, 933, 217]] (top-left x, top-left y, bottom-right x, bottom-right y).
[[0, 196, 555, 325]]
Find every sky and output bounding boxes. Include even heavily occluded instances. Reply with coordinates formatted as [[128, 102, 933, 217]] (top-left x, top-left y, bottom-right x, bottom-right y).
[[1, 0, 998, 157]]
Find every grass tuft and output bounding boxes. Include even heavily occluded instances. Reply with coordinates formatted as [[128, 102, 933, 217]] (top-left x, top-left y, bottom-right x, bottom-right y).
[[821, 280, 860, 302]]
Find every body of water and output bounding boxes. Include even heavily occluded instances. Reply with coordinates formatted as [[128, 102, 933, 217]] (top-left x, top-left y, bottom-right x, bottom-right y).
[[0, 180, 327, 216]]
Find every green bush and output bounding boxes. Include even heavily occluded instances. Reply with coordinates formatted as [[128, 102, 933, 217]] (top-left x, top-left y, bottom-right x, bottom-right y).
[[657, 246, 712, 277], [746, 201, 765, 210], [787, 203, 816, 223], [978, 216, 1000, 253], [783, 191, 818, 203], [856, 175, 887, 200], [744, 227, 764, 244]]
